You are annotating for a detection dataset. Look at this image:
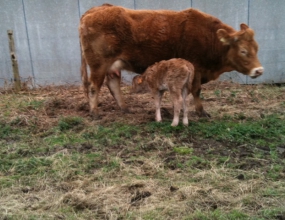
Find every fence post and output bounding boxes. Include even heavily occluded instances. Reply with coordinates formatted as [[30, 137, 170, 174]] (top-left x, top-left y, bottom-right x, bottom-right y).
[[7, 30, 21, 91]]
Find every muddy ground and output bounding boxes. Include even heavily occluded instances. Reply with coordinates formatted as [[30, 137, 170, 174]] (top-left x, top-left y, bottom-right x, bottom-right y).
[[37, 80, 284, 125]]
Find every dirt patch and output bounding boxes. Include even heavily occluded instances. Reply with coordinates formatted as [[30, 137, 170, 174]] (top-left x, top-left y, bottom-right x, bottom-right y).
[[41, 81, 285, 125]]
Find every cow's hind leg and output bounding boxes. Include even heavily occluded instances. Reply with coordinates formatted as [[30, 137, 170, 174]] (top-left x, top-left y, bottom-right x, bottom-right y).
[[105, 73, 128, 113], [88, 65, 106, 119]]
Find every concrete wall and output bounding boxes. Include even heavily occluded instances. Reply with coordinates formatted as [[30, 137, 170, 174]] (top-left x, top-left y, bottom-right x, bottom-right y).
[[1, 0, 284, 87]]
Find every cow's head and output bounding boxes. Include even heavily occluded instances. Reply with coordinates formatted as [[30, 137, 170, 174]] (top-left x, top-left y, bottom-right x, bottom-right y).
[[217, 23, 264, 78]]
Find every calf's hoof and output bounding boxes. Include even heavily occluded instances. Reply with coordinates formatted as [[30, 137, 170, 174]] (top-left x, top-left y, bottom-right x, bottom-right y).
[[183, 118, 189, 126], [171, 122, 178, 127]]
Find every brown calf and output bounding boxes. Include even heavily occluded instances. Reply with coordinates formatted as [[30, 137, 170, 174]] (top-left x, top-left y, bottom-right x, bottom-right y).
[[132, 58, 194, 126]]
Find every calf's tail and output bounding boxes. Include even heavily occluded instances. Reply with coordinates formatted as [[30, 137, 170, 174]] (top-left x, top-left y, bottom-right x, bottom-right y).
[[187, 64, 195, 90]]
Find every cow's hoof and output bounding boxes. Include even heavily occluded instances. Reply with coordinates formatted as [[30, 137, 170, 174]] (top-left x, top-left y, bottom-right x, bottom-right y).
[[121, 107, 130, 114], [89, 112, 101, 120], [197, 110, 211, 118]]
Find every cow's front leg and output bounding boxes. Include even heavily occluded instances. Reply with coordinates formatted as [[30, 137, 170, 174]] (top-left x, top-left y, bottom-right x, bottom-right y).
[[192, 86, 211, 118], [106, 73, 129, 113]]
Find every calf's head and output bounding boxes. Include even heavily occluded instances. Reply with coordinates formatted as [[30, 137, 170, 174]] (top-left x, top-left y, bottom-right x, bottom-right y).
[[217, 23, 264, 78], [131, 75, 148, 93]]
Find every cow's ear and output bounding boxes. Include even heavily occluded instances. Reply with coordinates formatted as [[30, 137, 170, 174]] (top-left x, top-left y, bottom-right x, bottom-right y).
[[240, 23, 255, 40], [240, 23, 249, 31], [217, 29, 231, 45]]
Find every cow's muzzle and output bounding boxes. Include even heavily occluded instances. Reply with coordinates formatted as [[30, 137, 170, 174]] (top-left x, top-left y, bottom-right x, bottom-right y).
[[249, 67, 264, 79]]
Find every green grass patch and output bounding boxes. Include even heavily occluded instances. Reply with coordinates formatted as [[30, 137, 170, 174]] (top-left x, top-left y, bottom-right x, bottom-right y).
[[22, 100, 44, 110], [189, 209, 249, 220], [58, 116, 84, 131], [186, 114, 285, 147], [0, 123, 13, 138], [11, 157, 52, 176], [173, 146, 193, 155]]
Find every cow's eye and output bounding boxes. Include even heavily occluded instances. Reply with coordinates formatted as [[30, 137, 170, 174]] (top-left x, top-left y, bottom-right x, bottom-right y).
[[240, 50, 247, 55]]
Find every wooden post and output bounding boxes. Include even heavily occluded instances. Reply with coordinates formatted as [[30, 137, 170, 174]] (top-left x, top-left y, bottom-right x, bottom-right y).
[[7, 30, 21, 91]]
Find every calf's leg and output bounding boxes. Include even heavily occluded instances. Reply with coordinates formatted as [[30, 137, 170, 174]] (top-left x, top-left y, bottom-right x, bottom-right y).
[[182, 88, 189, 126], [171, 92, 183, 127], [153, 90, 164, 122]]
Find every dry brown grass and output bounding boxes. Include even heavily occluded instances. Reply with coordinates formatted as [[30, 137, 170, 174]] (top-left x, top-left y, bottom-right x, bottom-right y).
[[1, 157, 284, 219]]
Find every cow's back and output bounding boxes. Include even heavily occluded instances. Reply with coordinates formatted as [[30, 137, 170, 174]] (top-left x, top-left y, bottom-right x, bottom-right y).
[[80, 6, 186, 71]]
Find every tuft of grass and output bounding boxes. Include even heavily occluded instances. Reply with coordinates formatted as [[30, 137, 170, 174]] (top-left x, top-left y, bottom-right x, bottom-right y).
[[23, 100, 44, 110], [173, 146, 193, 155], [58, 116, 84, 131], [214, 89, 221, 97], [91, 124, 139, 145], [0, 123, 13, 139], [185, 156, 208, 168]]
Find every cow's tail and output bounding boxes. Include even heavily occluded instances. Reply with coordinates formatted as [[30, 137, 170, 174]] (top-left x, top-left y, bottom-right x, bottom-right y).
[[80, 45, 89, 98]]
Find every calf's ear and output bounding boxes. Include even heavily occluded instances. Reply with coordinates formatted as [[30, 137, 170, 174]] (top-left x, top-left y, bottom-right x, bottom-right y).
[[133, 75, 143, 85], [137, 77, 143, 84], [217, 29, 231, 45]]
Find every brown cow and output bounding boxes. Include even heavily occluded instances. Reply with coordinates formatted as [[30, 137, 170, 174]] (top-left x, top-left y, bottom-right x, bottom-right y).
[[79, 4, 264, 118], [132, 58, 194, 126]]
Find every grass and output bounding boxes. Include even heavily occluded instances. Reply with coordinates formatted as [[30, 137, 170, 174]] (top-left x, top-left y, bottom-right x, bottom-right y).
[[0, 83, 285, 219], [189, 114, 285, 146]]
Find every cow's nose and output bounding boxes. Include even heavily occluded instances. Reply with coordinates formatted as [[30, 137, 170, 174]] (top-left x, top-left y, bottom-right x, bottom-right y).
[[255, 67, 264, 76], [250, 67, 264, 78]]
